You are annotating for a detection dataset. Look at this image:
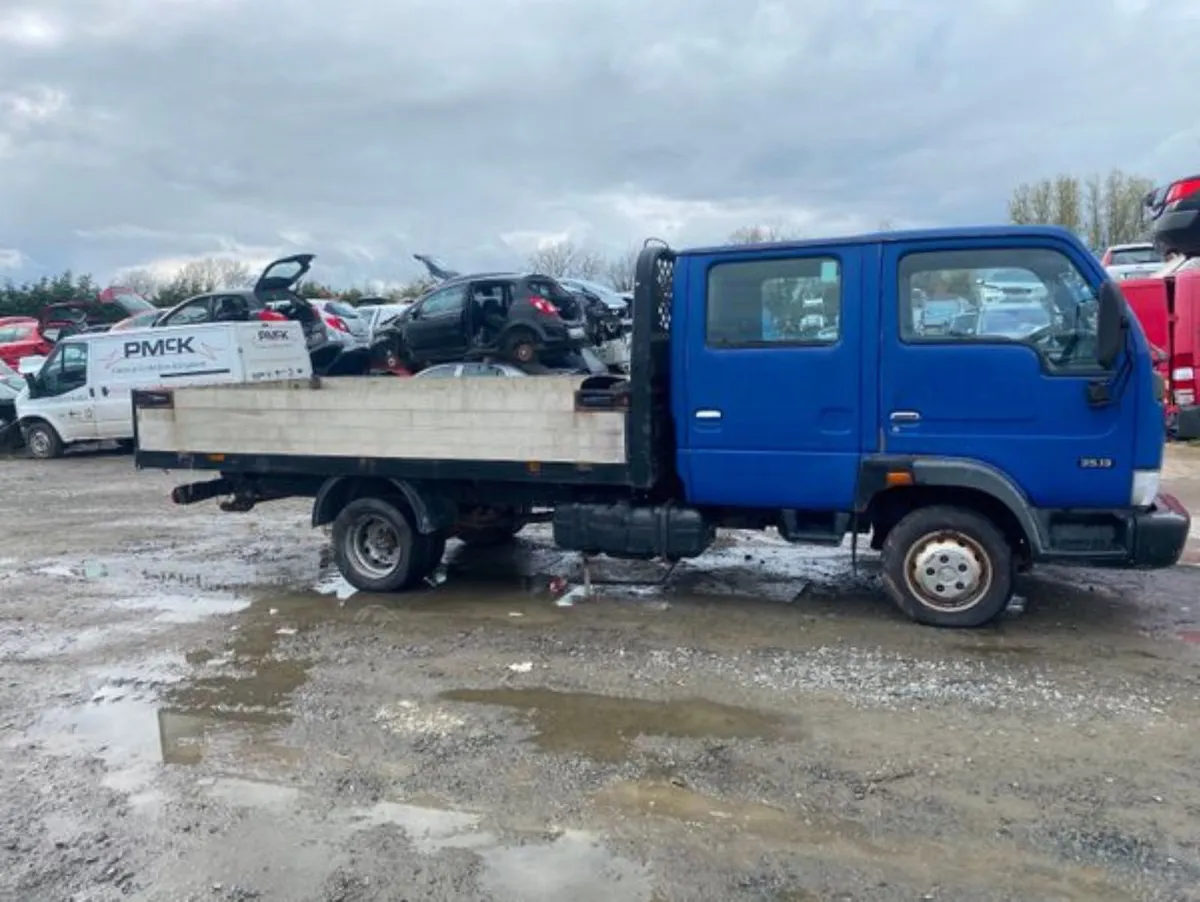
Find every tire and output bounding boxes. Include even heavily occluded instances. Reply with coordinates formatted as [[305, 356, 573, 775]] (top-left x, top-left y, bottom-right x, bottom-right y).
[[24, 421, 63, 460], [881, 505, 1013, 628], [501, 328, 538, 365], [332, 496, 423, 592]]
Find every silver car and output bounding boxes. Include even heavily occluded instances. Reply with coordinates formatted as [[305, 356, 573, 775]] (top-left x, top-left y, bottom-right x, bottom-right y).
[[356, 302, 412, 341], [310, 299, 370, 349], [412, 361, 528, 379]]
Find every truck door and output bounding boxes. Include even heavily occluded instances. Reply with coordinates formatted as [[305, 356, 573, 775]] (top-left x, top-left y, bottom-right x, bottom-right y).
[[25, 341, 97, 442], [879, 238, 1131, 508], [677, 245, 867, 509]]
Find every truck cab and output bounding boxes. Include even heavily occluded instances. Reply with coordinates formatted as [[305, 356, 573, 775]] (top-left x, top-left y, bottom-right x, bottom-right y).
[[656, 226, 1183, 623]]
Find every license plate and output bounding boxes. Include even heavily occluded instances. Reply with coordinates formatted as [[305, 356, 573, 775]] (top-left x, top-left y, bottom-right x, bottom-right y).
[[568, 327, 586, 339]]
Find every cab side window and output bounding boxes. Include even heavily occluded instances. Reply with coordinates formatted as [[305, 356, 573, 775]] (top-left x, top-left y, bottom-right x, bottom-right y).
[[41, 343, 88, 396], [899, 247, 1101, 372], [707, 256, 841, 347]]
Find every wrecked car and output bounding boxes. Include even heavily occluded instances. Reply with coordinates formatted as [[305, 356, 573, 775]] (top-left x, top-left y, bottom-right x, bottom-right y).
[[152, 254, 368, 376], [381, 269, 588, 369]]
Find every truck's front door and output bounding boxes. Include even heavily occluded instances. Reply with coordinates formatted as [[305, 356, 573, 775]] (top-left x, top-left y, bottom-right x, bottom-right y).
[[677, 245, 868, 509], [26, 341, 97, 442], [879, 237, 1130, 507]]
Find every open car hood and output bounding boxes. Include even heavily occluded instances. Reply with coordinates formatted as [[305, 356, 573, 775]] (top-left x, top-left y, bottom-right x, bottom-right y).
[[255, 254, 314, 295]]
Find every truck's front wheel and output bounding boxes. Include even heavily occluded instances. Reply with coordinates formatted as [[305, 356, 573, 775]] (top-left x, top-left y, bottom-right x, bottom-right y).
[[881, 505, 1013, 628], [24, 421, 63, 460], [333, 497, 425, 592]]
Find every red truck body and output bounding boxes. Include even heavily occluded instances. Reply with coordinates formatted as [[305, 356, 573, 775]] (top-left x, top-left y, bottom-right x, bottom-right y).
[[1120, 259, 1200, 437]]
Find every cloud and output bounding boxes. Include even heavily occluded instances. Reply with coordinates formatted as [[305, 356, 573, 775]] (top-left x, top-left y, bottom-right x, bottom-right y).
[[0, 248, 28, 270], [0, 0, 1197, 287]]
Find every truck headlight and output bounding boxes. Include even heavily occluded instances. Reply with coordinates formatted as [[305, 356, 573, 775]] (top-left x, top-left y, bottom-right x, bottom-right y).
[[1131, 469, 1160, 508]]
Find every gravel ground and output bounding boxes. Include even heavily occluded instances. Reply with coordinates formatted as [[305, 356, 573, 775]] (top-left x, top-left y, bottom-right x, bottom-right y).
[[1, 446, 1199, 901]]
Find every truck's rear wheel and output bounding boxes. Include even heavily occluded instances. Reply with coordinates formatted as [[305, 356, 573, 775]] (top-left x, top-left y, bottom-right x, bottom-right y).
[[881, 505, 1013, 628], [333, 497, 424, 592], [24, 421, 63, 460]]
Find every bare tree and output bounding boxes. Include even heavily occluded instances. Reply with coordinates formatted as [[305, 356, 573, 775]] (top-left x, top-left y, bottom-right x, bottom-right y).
[[727, 224, 796, 244], [526, 239, 603, 279], [116, 268, 161, 297], [604, 246, 640, 292], [1007, 169, 1155, 251], [175, 257, 255, 291]]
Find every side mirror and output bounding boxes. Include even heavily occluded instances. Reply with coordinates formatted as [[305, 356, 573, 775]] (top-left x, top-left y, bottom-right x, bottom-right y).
[[1096, 280, 1126, 369]]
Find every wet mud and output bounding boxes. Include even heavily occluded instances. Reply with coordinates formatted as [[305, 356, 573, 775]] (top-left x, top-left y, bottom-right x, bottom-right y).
[[2, 451, 1200, 900]]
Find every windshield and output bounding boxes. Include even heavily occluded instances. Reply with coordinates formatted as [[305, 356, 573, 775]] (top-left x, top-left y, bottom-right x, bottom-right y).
[[1109, 247, 1161, 266], [979, 306, 1050, 334]]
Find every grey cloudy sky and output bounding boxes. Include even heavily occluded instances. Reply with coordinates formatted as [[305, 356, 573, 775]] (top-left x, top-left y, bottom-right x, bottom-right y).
[[1, 0, 1198, 289]]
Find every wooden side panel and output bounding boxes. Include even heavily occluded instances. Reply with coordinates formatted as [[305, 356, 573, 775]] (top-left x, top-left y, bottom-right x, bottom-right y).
[[136, 377, 628, 464]]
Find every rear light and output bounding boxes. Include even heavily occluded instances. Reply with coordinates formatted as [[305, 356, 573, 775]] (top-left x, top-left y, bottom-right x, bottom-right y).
[[1165, 177, 1200, 206], [255, 310, 286, 322], [529, 296, 558, 316], [327, 316, 349, 332], [1172, 367, 1195, 382], [1174, 389, 1195, 406]]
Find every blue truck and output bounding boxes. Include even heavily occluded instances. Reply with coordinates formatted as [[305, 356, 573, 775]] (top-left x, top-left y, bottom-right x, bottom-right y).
[[134, 225, 1190, 627]]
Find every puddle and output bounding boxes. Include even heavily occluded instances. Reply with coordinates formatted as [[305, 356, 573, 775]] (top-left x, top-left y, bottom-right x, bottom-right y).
[[595, 780, 845, 844], [340, 800, 653, 901], [12, 618, 309, 798], [439, 688, 793, 760]]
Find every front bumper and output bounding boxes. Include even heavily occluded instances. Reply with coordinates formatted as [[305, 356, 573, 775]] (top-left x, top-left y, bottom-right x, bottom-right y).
[[1130, 493, 1190, 568]]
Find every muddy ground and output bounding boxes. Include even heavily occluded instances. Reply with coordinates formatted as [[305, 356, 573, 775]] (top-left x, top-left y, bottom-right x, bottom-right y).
[[1, 448, 1199, 902]]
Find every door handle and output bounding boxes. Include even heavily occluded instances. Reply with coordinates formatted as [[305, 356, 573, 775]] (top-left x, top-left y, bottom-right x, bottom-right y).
[[101, 387, 109, 397], [889, 410, 921, 423], [88, 387, 95, 397], [694, 409, 722, 420]]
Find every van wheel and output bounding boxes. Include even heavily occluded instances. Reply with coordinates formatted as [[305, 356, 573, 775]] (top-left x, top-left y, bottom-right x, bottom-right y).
[[24, 422, 63, 460], [881, 505, 1013, 628], [332, 497, 422, 592], [501, 329, 538, 364]]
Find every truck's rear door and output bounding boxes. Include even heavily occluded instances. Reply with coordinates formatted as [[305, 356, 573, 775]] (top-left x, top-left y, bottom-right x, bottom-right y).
[[675, 244, 868, 508], [879, 235, 1131, 508]]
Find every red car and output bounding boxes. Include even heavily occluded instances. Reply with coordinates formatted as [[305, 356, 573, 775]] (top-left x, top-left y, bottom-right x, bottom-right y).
[[0, 317, 52, 369]]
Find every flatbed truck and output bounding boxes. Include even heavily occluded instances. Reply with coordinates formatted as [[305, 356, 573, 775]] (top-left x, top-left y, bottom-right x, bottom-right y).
[[133, 225, 1189, 627]]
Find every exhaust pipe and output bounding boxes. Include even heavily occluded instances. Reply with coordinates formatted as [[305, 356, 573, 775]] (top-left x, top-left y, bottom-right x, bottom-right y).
[[171, 479, 233, 505]]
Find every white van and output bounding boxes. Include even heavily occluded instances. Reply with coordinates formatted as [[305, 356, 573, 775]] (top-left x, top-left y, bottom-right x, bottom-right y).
[[15, 321, 312, 459]]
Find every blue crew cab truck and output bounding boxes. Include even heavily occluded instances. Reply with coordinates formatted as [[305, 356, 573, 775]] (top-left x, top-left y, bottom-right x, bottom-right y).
[[134, 225, 1190, 627]]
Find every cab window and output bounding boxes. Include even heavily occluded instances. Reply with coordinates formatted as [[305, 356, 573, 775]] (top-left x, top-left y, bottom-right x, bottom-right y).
[[899, 247, 1101, 372], [706, 256, 842, 347], [39, 343, 88, 396]]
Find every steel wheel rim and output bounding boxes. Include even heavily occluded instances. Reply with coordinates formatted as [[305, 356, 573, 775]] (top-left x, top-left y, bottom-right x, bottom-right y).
[[347, 515, 404, 578], [28, 429, 50, 457], [902, 529, 992, 613]]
